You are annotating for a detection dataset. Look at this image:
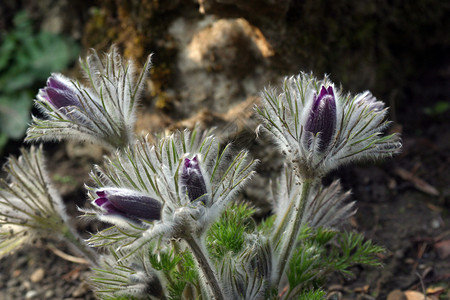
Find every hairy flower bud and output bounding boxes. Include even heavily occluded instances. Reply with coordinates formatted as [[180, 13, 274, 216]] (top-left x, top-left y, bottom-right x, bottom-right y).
[[94, 188, 162, 223], [27, 47, 152, 150], [39, 74, 82, 109], [258, 72, 401, 178], [181, 156, 208, 203], [305, 85, 337, 152]]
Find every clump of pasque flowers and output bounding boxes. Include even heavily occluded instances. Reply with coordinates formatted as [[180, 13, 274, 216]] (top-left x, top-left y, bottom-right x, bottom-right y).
[[85, 128, 257, 300], [0, 48, 401, 300]]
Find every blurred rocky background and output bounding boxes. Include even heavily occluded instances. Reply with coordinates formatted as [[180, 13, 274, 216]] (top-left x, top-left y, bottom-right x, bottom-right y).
[[0, 1, 449, 299]]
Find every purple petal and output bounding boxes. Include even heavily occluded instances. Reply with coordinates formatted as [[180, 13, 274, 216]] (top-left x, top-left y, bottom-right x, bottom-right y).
[[305, 85, 337, 152], [94, 188, 162, 221], [96, 191, 106, 197], [184, 157, 191, 168], [38, 88, 51, 102], [45, 88, 80, 109], [107, 193, 162, 221], [47, 76, 71, 91], [93, 189, 162, 222], [317, 86, 329, 101], [40, 74, 82, 109], [101, 202, 123, 215], [326, 86, 334, 95], [94, 197, 108, 206], [181, 156, 208, 203]]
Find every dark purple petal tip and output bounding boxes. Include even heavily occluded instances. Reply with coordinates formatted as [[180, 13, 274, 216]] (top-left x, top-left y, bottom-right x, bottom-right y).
[[96, 191, 106, 197], [326, 86, 334, 95], [184, 158, 191, 168], [94, 197, 108, 206], [317, 86, 329, 100]]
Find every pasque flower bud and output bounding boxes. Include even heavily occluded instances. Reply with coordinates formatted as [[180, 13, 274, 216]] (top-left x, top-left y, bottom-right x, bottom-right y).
[[181, 156, 208, 203], [258, 72, 401, 178], [27, 47, 152, 150], [94, 188, 162, 223], [39, 74, 82, 109], [305, 86, 337, 152]]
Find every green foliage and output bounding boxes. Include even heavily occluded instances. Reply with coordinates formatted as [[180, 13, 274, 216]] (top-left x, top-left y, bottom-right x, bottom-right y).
[[149, 247, 198, 299], [205, 205, 383, 299], [207, 203, 257, 260], [257, 214, 276, 235], [328, 231, 385, 276], [286, 227, 328, 297], [297, 289, 327, 300], [149, 248, 182, 272], [0, 11, 79, 152], [286, 227, 384, 298]]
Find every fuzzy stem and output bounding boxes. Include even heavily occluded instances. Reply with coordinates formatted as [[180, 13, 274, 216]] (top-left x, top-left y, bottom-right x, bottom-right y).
[[273, 179, 312, 286], [61, 225, 99, 267], [271, 198, 296, 248], [185, 236, 224, 300]]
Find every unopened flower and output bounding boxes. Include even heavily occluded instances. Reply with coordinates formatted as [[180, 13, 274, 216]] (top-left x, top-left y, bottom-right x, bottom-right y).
[[0, 146, 97, 264], [148, 131, 255, 240], [85, 128, 256, 300], [39, 74, 82, 109], [181, 156, 208, 203], [304, 85, 337, 152], [0, 147, 64, 256], [27, 46, 152, 151], [88, 128, 256, 248], [257, 72, 402, 178], [93, 188, 162, 225]]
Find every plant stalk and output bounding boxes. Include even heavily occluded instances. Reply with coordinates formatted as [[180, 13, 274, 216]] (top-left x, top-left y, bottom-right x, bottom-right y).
[[273, 179, 312, 286], [185, 236, 225, 300]]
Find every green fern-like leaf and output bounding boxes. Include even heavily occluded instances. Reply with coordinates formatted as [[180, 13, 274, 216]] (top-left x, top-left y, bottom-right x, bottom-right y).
[[327, 231, 385, 277], [286, 227, 383, 298], [207, 203, 256, 260]]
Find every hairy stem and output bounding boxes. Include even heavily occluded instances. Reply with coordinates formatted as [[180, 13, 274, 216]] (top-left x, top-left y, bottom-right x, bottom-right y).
[[273, 179, 313, 286], [185, 236, 224, 300]]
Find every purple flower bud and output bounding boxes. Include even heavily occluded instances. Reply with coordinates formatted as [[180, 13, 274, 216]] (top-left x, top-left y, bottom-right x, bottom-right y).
[[93, 188, 162, 222], [181, 156, 208, 203], [38, 74, 82, 109], [305, 85, 337, 151]]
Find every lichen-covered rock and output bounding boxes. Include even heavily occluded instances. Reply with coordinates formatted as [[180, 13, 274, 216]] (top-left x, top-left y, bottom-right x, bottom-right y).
[[169, 17, 274, 115], [197, 0, 291, 44]]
